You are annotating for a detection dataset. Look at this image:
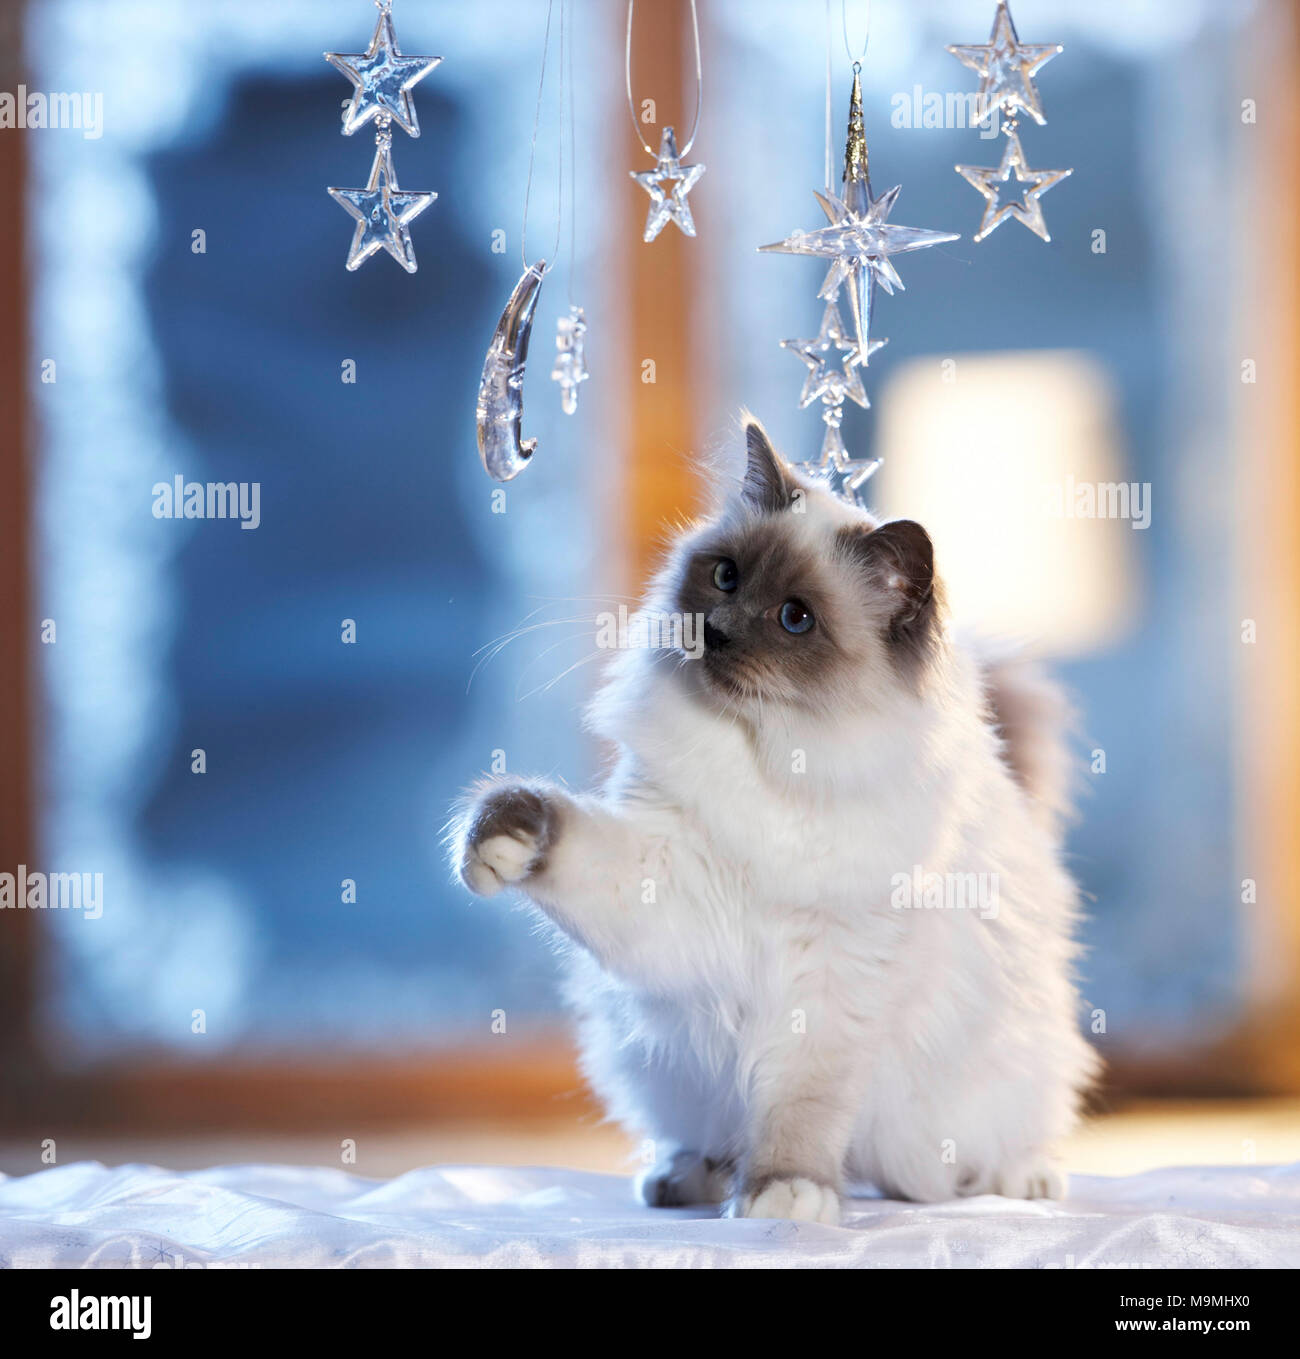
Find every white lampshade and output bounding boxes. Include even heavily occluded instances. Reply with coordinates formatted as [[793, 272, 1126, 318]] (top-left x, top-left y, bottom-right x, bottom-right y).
[[874, 350, 1139, 657]]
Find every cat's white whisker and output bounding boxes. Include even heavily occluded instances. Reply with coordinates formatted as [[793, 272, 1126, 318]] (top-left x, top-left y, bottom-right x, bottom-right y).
[[467, 615, 603, 692], [518, 647, 608, 701]]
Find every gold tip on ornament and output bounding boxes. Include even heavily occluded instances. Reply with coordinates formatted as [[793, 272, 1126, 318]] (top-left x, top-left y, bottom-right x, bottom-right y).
[[843, 67, 868, 186]]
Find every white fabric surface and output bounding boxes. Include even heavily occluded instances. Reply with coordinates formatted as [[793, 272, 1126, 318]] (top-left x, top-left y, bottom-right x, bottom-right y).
[[1, 1161, 1297, 1268]]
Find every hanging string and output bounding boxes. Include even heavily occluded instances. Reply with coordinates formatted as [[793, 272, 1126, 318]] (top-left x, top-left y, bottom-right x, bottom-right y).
[[826, 1, 871, 192], [521, 0, 565, 273], [824, 0, 833, 195], [625, 0, 703, 158], [565, 0, 578, 306], [841, 0, 870, 65]]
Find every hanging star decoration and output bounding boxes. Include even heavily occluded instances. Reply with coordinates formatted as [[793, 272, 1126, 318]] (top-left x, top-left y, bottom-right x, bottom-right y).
[[630, 126, 705, 243], [325, 2, 439, 273], [948, 1, 1070, 243], [797, 434, 883, 506], [781, 298, 886, 503], [328, 139, 437, 273], [956, 129, 1070, 242], [946, 0, 1061, 127], [781, 299, 872, 413], [551, 305, 589, 415], [326, 5, 442, 139], [761, 68, 957, 510], [760, 69, 959, 360]]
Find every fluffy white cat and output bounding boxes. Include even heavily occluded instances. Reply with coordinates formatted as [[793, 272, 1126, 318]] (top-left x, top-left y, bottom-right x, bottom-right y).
[[450, 417, 1099, 1224]]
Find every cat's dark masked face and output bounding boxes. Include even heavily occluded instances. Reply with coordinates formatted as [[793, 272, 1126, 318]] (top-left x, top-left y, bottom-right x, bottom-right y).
[[662, 418, 941, 715], [676, 518, 848, 707]]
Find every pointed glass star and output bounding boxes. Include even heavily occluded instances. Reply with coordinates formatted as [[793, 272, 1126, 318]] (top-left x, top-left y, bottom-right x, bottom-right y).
[[794, 427, 882, 509], [761, 182, 958, 358], [630, 126, 705, 243], [947, 0, 1062, 127], [781, 300, 882, 411], [956, 129, 1071, 242], [326, 7, 442, 139], [328, 142, 437, 272]]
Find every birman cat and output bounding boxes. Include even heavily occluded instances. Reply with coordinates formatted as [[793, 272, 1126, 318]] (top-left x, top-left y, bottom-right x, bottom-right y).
[[450, 417, 1098, 1224]]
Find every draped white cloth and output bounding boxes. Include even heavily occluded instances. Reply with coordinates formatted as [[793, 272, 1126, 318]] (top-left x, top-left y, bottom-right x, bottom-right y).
[[1, 1161, 1296, 1269]]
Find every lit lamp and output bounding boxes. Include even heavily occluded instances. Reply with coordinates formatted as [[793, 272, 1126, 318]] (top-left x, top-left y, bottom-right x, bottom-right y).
[[874, 350, 1138, 657]]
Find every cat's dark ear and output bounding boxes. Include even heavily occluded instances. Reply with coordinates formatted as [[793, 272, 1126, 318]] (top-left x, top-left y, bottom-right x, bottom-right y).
[[841, 519, 939, 650], [740, 415, 795, 514]]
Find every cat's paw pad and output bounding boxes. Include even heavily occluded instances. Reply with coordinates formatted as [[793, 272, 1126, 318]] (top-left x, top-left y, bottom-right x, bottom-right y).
[[639, 1151, 732, 1207], [993, 1160, 1065, 1201], [471, 832, 537, 892], [455, 782, 559, 897], [732, 1177, 841, 1225]]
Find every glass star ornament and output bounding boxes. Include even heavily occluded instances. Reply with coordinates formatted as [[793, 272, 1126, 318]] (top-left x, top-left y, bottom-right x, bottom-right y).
[[760, 70, 958, 358], [326, 5, 442, 139], [551, 305, 589, 415], [956, 129, 1071, 242], [630, 126, 705, 243], [947, 0, 1062, 128], [794, 414, 882, 510], [328, 139, 437, 272], [780, 300, 880, 411]]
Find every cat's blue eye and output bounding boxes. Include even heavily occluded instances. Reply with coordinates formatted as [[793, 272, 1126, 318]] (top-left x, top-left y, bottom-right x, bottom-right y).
[[713, 558, 738, 592], [779, 600, 814, 634]]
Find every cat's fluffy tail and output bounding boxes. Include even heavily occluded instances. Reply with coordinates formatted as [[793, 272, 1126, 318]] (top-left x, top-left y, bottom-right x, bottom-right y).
[[980, 650, 1077, 839]]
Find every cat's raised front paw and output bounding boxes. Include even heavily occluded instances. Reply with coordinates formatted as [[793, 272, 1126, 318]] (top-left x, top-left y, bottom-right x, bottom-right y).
[[454, 781, 559, 898], [731, 1177, 841, 1225]]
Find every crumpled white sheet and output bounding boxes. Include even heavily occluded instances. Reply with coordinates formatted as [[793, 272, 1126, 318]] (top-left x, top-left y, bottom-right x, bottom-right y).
[[0, 1161, 1296, 1268]]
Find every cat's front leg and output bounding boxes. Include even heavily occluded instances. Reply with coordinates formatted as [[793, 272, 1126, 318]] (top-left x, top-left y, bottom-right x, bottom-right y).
[[730, 1039, 869, 1226], [733, 1139, 848, 1225], [451, 779, 694, 984]]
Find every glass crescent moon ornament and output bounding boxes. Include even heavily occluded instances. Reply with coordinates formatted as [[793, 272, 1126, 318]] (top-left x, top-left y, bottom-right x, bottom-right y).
[[477, 261, 546, 482]]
